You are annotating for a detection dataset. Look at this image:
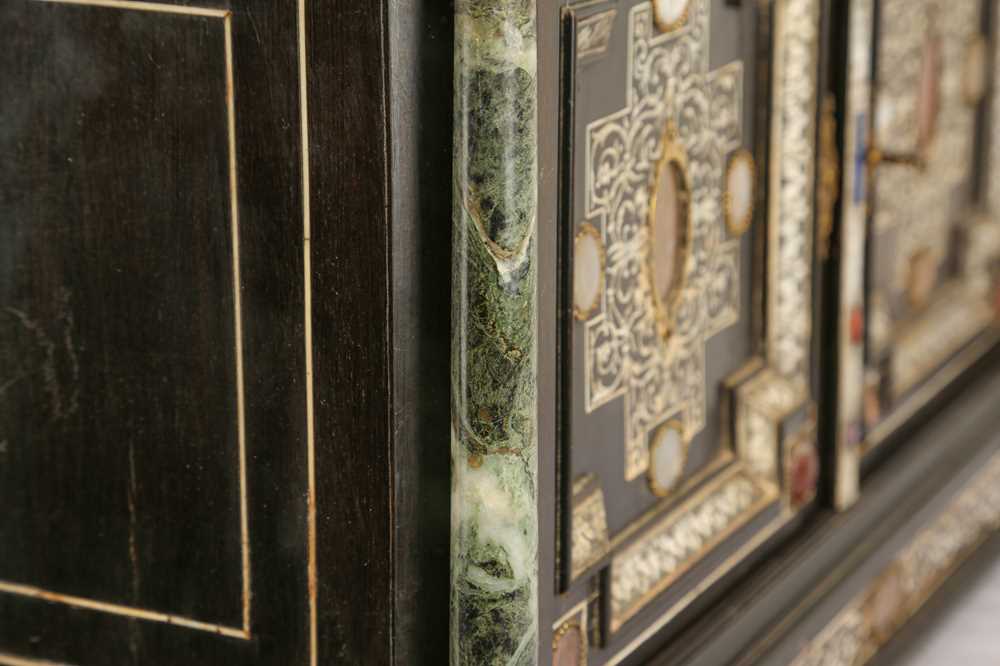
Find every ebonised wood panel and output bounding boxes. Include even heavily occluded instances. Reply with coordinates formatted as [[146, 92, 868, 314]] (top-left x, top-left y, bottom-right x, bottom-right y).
[[305, 0, 393, 662], [0, 1, 395, 663], [2, 1, 245, 627], [386, 1, 454, 664]]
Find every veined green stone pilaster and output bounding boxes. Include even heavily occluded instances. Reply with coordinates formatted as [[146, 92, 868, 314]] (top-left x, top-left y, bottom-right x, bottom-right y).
[[451, 1, 538, 664]]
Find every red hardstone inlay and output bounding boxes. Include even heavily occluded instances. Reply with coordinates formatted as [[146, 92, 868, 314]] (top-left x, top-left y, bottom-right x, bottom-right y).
[[850, 305, 865, 344], [790, 445, 819, 506]]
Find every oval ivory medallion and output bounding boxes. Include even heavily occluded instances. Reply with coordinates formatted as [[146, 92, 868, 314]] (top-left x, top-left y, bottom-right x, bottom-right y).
[[652, 0, 691, 33], [916, 29, 942, 154], [552, 622, 585, 666], [868, 294, 891, 355], [573, 223, 605, 320], [648, 128, 691, 340], [962, 36, 988, 106], [725, 150, 756, 236], [648, 422, 686, 497], [906, 247, 939, 311]]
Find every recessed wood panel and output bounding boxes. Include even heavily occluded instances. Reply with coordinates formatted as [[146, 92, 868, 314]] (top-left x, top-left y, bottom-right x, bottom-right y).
[[0, 0, 244, 628], [0, 1, 330, 663]]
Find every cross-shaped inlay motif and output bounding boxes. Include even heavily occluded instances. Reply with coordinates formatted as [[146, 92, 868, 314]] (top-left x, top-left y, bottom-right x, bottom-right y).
[[582, 1, 746, 480]]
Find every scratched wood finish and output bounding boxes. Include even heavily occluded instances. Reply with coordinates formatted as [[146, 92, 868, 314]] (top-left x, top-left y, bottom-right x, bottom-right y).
[[0, 1, 393, 664]]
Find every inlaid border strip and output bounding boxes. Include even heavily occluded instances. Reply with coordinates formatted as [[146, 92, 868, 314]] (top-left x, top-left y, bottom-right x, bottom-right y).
[[765, 0, 819, 383], [607, 508, 793, 665], [790, 449, 1000, 666], [0, 580, 247, 640]]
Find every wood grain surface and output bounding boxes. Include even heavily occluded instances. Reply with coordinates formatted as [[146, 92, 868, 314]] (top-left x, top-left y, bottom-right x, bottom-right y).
[[0, 1, 395, 664]]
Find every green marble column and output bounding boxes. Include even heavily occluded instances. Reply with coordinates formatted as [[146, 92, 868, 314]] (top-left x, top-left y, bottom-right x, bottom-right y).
[[451, 1, 538, 664]]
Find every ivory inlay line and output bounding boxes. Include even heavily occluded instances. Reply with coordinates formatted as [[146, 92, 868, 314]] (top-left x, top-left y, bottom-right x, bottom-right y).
[[224, 14, 253, 637], [297, 0, 319, 663], [0, 652, 74, 666], [0, 581, 248, 639], [36, 0, 229, 18]]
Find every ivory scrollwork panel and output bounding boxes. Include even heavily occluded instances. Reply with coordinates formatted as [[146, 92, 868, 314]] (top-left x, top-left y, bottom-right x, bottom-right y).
[[834, 0, 1000, 491], [554, 0, 823, 659]]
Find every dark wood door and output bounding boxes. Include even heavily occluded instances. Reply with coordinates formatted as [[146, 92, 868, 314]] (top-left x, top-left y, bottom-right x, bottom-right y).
[[0, 1, 395, 664]]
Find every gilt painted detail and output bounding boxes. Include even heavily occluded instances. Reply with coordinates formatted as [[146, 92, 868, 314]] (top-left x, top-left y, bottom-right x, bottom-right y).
[[451, 1, 538, 664], [583, 1, 745, 480]]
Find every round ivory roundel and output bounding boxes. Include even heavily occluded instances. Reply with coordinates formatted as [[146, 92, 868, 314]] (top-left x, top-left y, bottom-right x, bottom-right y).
[[649, 423, 685, 496], [573, 225, 604, 320], [725, 151, 755, 235], [653, 0, 691, 32]]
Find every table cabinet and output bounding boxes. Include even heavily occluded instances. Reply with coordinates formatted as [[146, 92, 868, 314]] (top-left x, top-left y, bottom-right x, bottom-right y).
[[2, 1, 999, 665]]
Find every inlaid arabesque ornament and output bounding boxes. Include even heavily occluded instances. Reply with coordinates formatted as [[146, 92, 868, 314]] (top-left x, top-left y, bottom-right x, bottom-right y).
[[586, 0, 821, 639], [860, 0, 1000, 427], [583, 0, 744, 480], [873, 0, 979, 292]]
